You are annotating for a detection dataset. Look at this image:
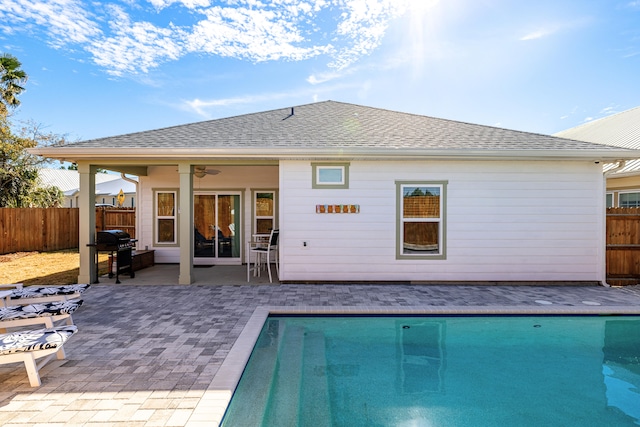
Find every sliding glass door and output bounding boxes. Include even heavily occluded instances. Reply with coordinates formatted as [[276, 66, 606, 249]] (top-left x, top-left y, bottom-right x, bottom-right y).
[[194, 192, 240, 264]]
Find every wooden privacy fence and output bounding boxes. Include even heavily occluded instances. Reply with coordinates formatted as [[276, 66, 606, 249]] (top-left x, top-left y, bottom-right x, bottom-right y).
[[0, 208, 79, 254], [0, 207, 136, 255], [606, 207, 640, 286], [96, 207, 136, 239]]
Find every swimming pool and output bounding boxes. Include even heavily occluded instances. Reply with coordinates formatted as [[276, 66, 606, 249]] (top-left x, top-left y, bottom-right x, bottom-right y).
[[220, 314, 640, 426]]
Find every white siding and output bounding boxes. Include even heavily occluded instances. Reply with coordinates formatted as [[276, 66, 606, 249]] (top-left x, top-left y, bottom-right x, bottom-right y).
[[279, 160, 605, 282]]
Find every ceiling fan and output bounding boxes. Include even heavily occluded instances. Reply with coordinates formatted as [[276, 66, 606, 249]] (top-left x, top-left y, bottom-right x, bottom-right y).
[[193, 166, 221, 178]]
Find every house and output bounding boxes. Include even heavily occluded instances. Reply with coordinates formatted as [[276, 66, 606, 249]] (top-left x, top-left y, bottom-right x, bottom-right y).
[[93, 177, 137, 208], [31, 101, 640, 285], [554, 106, 640, 208], [38, 169, 137, 208]]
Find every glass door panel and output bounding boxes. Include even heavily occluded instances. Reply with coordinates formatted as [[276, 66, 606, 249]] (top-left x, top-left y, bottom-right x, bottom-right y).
[[194, 192, 240, 263], [194, 194, 215, 259]]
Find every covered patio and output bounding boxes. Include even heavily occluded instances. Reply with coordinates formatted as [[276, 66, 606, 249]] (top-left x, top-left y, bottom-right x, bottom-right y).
[[1, 282, 640, 426]]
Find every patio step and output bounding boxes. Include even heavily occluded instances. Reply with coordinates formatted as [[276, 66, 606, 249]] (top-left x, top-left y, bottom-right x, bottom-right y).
[[299, 330, 332, 426]]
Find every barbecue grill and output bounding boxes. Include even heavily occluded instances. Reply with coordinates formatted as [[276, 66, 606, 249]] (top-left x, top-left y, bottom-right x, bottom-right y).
[[96, 230, 136, 283]]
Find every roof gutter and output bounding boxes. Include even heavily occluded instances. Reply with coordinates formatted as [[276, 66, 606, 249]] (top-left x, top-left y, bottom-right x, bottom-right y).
[[29, 147, 640, 163]]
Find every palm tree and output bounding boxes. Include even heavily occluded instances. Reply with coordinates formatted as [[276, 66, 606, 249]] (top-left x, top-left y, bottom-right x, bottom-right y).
[[0, 54, 27, 115]]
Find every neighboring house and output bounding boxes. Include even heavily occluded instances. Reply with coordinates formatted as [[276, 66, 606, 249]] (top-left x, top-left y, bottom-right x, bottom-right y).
[[38, 169, 137, 207], [93, 177, 137, 208], [31, 101, 640, 285], [554, 106, 640, 208]]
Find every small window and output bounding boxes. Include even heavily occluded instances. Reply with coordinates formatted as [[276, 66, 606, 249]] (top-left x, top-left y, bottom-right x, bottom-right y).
[[312, 163, 349, 189], [155, 190, 177, 245], [254, 191, 276, 235], [606, 193, 613, 208], [397, 181, 447, 259]]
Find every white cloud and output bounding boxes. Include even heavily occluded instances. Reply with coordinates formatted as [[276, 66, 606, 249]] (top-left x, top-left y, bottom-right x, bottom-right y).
[[186, 5, 331, 62], [147, 0, 211, 10], [0, 0, 408, 76], [519, 17, 592, 42], [85, 4, 185, 76], [182, 81, 362, 116], [0, 0, 101, 46], [520, 28, 555, 41], [307, 69, 350, 84], [328, 0, 408, 69]]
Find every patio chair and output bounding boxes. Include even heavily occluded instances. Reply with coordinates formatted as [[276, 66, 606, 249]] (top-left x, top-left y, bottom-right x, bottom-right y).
[[0, 299, 83, 332], [0, 325, 78, 387], [247, 229, 279, 283], [5, 284, 90, 306]]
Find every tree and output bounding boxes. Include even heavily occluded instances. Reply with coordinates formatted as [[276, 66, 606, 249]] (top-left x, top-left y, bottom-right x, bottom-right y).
[[0, 54, 27, 115], [0, 116, 64, 207], [0, 54, 64, 207]]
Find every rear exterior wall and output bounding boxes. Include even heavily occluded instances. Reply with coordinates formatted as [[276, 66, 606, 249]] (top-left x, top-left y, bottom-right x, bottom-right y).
[[278, 159, 605, 283]]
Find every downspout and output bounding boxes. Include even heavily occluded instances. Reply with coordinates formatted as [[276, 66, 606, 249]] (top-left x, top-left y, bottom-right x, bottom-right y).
[[601, 160, 626, 287]]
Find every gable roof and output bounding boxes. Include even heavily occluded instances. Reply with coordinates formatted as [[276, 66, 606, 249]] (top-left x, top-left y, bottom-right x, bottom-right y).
[[32, 101, 638, 164], [554, 106, 640, 176]]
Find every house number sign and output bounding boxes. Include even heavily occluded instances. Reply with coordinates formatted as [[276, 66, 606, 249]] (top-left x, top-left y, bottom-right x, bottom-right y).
[[316, 204, 360, 213]]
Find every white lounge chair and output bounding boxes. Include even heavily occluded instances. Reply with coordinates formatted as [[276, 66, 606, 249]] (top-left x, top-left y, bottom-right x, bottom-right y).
[[0, 299, 83, 331], [0, 325, 78, 387], [4, 284, 90, 306]]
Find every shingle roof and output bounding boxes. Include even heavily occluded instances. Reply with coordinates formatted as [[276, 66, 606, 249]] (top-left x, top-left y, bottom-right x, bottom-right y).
[[554, 106, 640, 175], [64, 101, 620, 151]]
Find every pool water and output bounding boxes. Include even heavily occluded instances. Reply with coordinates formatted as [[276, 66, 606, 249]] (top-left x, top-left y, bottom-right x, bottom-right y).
[[220, 315, 640, 426]]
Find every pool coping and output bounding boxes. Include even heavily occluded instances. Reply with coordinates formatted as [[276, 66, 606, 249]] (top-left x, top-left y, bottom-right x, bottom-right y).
[[187, 304, 640, 426]]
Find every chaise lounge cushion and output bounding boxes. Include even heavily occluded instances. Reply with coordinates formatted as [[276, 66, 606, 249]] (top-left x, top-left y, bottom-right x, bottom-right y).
[[9, 284, 90, 300], [0, 299, 83, 322], [0, 326, 77, 355]]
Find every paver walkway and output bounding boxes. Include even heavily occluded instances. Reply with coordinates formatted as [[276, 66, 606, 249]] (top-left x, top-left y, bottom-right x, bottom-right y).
[[1, 283, 639, 426]]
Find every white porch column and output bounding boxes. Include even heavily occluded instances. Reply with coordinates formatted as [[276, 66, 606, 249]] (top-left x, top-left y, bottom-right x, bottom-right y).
[[77, 163, 97, 284], [178, 163, 194, 285]]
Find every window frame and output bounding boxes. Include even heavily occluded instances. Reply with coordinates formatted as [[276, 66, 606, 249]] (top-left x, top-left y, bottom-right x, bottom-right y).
[[252, 190, 277, 235], [312, 162, 350, 189], [396, 181, 447, 260], [154, 189, 178, 246], [606, 192, 613, 208]]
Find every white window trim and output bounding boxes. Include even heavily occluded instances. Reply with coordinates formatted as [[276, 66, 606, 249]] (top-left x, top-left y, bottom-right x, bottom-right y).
[[396, 181, 447, 260], [312, 162, 350, 189], [154, 190, 178, 246], [252, 190, 277, 235]]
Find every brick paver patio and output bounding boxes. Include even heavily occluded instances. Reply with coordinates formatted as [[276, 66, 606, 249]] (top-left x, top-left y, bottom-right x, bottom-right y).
[[1, 272, 640, 426]]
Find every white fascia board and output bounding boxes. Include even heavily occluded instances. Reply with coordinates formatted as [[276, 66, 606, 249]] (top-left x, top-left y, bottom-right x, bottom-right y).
[[29, 146, 640, 162]]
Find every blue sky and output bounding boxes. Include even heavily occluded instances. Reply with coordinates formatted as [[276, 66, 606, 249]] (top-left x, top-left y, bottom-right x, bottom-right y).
[[1, 0, 639, 143]]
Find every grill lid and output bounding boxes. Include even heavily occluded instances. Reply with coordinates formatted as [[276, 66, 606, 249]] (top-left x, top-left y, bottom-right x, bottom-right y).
[[97, 230, 131, 248]]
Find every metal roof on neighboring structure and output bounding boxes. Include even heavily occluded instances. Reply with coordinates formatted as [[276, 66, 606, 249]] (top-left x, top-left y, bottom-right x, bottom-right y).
[[32, 101, 640, 165], [554, 106, 640, 175], [95, 177, 137, 196], [38, 169, 120, 193]]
